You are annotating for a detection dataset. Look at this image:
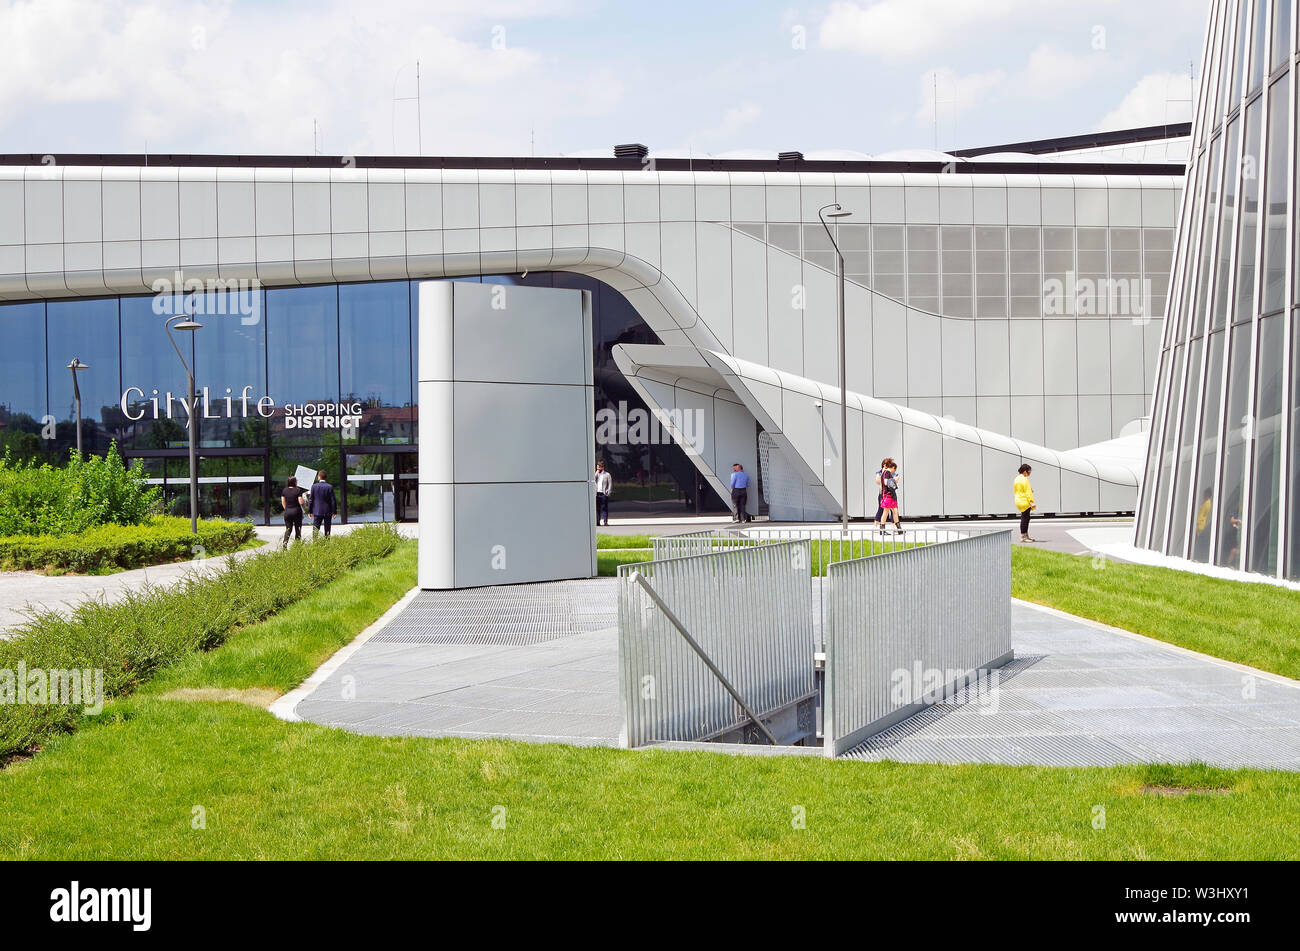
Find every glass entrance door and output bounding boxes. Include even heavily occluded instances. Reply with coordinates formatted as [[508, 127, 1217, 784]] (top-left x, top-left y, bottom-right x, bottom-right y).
[[395, 452, 418, 522], [345, 452, 395, 523]]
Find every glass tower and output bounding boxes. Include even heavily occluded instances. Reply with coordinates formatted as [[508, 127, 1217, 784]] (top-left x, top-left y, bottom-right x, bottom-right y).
[[1136, 0, 1299, 579]]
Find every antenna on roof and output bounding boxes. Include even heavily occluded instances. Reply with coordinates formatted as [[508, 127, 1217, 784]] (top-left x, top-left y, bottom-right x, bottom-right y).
[[392, 62, 422, 155]]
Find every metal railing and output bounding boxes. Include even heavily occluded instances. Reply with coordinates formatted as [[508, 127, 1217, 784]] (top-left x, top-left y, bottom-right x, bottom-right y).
[[735, 526, 967, 567], [650, 528, 757, 561], [617, 540, 815, 748], [822, 528, 1013, 756], [653, 526, 981, 654], [653, 526, 964, 573]]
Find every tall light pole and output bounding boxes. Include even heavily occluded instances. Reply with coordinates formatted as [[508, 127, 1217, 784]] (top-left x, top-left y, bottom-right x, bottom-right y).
[[66, 358, 90, 461], [819, 203, 853, 535], [165, 314, 203, 534]]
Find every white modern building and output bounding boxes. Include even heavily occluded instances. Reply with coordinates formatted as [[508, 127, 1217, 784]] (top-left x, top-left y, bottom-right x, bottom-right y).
[[0, 125, 1188, 525]]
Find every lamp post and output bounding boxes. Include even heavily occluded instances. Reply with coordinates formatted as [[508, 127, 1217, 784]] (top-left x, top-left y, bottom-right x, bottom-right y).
[[165, 314, 203, 534], [66, 358, 90, 461], [819, 202, 853, 536]]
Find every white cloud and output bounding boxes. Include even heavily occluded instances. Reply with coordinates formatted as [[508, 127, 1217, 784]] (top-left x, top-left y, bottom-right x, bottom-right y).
[[1097, 72, 1194, 130], [820, 0, 1035, 58], [718, 103, 761, 137], [0, 0, 590, 155], [1015, 43, 1108, 99], [915, 67, 1005, 125], [0, 0, 1210, 157]]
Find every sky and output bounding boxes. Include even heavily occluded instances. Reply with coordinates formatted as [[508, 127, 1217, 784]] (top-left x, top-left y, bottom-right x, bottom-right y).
[[0, 0, 1212, 158]]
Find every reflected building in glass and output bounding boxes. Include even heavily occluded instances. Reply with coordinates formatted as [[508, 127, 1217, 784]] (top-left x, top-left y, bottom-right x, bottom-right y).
[[1136, 0, 1299, 580]]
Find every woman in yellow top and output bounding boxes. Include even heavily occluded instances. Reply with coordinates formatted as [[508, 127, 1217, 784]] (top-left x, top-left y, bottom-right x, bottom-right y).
[[1014, 463, 1038, 543]]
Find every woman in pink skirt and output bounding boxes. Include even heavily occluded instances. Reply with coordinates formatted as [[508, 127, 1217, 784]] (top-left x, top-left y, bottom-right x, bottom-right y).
[[876, 458, 902, 535]]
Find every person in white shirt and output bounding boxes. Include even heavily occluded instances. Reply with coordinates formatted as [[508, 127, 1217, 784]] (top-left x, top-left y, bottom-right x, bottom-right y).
[[594, 461, 613, 526]]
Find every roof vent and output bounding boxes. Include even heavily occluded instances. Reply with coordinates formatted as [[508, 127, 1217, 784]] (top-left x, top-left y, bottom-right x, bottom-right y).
[[778, 151, 804, 163], [614, 143, 649, 160]]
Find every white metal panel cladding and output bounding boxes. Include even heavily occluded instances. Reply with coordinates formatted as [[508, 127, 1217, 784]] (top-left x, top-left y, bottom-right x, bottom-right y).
[[823, 529, 1014, 757], [617, 540, 815, 748]]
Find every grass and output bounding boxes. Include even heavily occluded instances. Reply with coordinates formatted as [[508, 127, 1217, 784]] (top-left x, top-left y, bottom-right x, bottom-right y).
[[597, 549, 656, 576], [73, 536, 265, 576], [2, 700, 1297, 859], [1011, 546, 1300, 681], [0, 525, 403, 760], [595, 533, 654, 549], [2, 529, 1300, 859], [0, 515, 259, 574], [145, 541, 417, 697]]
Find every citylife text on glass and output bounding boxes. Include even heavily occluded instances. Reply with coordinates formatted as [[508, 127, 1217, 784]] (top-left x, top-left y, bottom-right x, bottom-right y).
[[119, 386, 363, 430]]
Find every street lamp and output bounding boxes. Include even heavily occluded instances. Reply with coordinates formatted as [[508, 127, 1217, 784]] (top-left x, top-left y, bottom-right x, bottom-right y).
[[165, 314, 203, 534], [66, 358, 90, 461], [819, 202, 853, 536]]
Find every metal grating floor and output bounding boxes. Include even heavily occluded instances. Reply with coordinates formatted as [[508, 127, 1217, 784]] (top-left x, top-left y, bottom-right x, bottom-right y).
[[372, 583, 617, 646]]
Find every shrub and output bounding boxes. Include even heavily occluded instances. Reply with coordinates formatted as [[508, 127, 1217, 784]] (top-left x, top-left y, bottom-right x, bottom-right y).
[[0, 517, 255, 573], [0, 443, 161, 537], [0, 524, 403, 760]]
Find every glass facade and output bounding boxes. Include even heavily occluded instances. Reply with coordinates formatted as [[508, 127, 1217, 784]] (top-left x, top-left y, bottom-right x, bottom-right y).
[[1137, 0, 1299, 579], [0, 274, 718, 524]]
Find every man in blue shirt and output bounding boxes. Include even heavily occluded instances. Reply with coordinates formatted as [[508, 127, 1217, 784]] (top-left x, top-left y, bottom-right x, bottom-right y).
[[729, 463, 752, 522]]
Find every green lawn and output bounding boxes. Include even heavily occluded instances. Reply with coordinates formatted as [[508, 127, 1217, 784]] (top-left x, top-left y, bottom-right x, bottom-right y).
[[3, 699, 1296, 859], [1012, 546, 1300, 681], [2, 533, 1300, 859], [597, 549, 656, 576], [595, 533, 654, 549]]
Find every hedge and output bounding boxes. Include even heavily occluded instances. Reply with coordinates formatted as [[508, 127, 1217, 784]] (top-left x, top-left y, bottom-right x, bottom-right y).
[[0, 443, 160, 536], [0, 524, 403, 760], [0, 517, 256, 573]]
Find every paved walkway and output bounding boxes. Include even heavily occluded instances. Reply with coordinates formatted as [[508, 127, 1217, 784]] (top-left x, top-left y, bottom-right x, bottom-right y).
[[289, 577, 1300, 770], [293, 580, 623, 744], [843, 603, 1300, 769], [0, 522, 417, 635]]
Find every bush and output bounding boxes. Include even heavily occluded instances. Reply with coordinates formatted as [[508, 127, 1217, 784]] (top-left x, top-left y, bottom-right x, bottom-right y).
[[0, 517, 256, 573], [0, 443, 161, 537], [0, 524, 403, 760]]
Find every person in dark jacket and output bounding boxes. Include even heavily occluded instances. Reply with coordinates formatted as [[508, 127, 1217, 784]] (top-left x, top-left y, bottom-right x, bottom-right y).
[[281, 476, 305, 548], [310, 469, 337, 537]]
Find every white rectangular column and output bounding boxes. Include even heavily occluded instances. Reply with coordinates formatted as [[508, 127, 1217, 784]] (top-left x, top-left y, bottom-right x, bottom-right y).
[[417, 281, 596, 589]]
